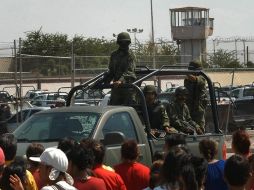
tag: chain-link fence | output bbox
[207,37,254,65]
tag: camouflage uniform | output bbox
[147,101,170,130]
[167,101,200,134]
[104,32,136,105]
[184,61,207,130]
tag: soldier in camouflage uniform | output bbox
[144,85,177,135]
[184,60,207,132]
[103,32,136,105]
[167,86,203,135]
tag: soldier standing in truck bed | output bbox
[184,60,208,132]
[103,32,136,105]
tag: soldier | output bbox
[167,86,203,135]
[103,32,136,105]
[143,85,177,135]
[184,60,207,132]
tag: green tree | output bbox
[207,49,242,68]
[247,61,254,68]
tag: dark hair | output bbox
[0,158,27,190]
[26,143,45,167]
[190,156,208,188]
[225,154,250,186]
[199,139,218,161]
[80,139,105,165]
[160,147,188,186]
[180,163,198,190]
[165,133,186,147]
[152,151,165,162]
[149,160,164,189]
[0,133,17,161]
[232,130,250,155]
[57,137,78,159]
[68,143,94,170]
[26,143,44,158]
[121,140,139,160]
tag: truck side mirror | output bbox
[103,132,125,146]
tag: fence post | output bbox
[37,79,41,90]
[71,41,75,88]
[19,38,23,122]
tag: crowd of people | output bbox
[0,129,251,190]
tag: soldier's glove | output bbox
[196,128,204,135]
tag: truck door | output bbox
[101,111,150,167]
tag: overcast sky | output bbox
[1,0,254,43]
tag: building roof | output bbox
[170,7,209,12]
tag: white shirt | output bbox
[41,181,77,190]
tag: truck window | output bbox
[231,89,240,98]
[243,88,254,97]
[102,112,138,141]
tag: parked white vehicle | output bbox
[230,87,254,100]
[30,92,68,107]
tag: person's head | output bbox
[224,154,250,188]
[57,137,77,156]
[152,151,165,162]
[232,130,251,157]
[0,133,17,162]
[160,147,189,187]
[189,156,208,190]
[80,139,105,165]
[0,157,27,190]
[174,86,188,104]
[30,147,73,186]
[68,143,94,176]
[121,140,139,161]
[164,133,186,154]
[143,85,157,105]
[199,139,218,162]
[188,60,202,71]
[55,98,65,107]
[26,143,45,168]
[117,32,131,50]
[149,160,164,189]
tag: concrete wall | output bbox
[206,70,254,86]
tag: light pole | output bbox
[127,28,143,53]
[150,0,156,69]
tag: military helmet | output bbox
[175,86,188,96]
[117,32,131,43]
[143,85,157,95]
[188,60,202,70]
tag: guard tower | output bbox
[170,7,214,64]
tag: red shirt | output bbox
[74,176,107,190]
[93,164,127,190]
[114,162,150,190]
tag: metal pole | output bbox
[225,69,235,136]
[13,40,19,120]
[235,39,238,60]
[150,0,156,69]
[243,40,246,65]
[71,41,75,88]
[19,38,23,122]
[14,40,18,98]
